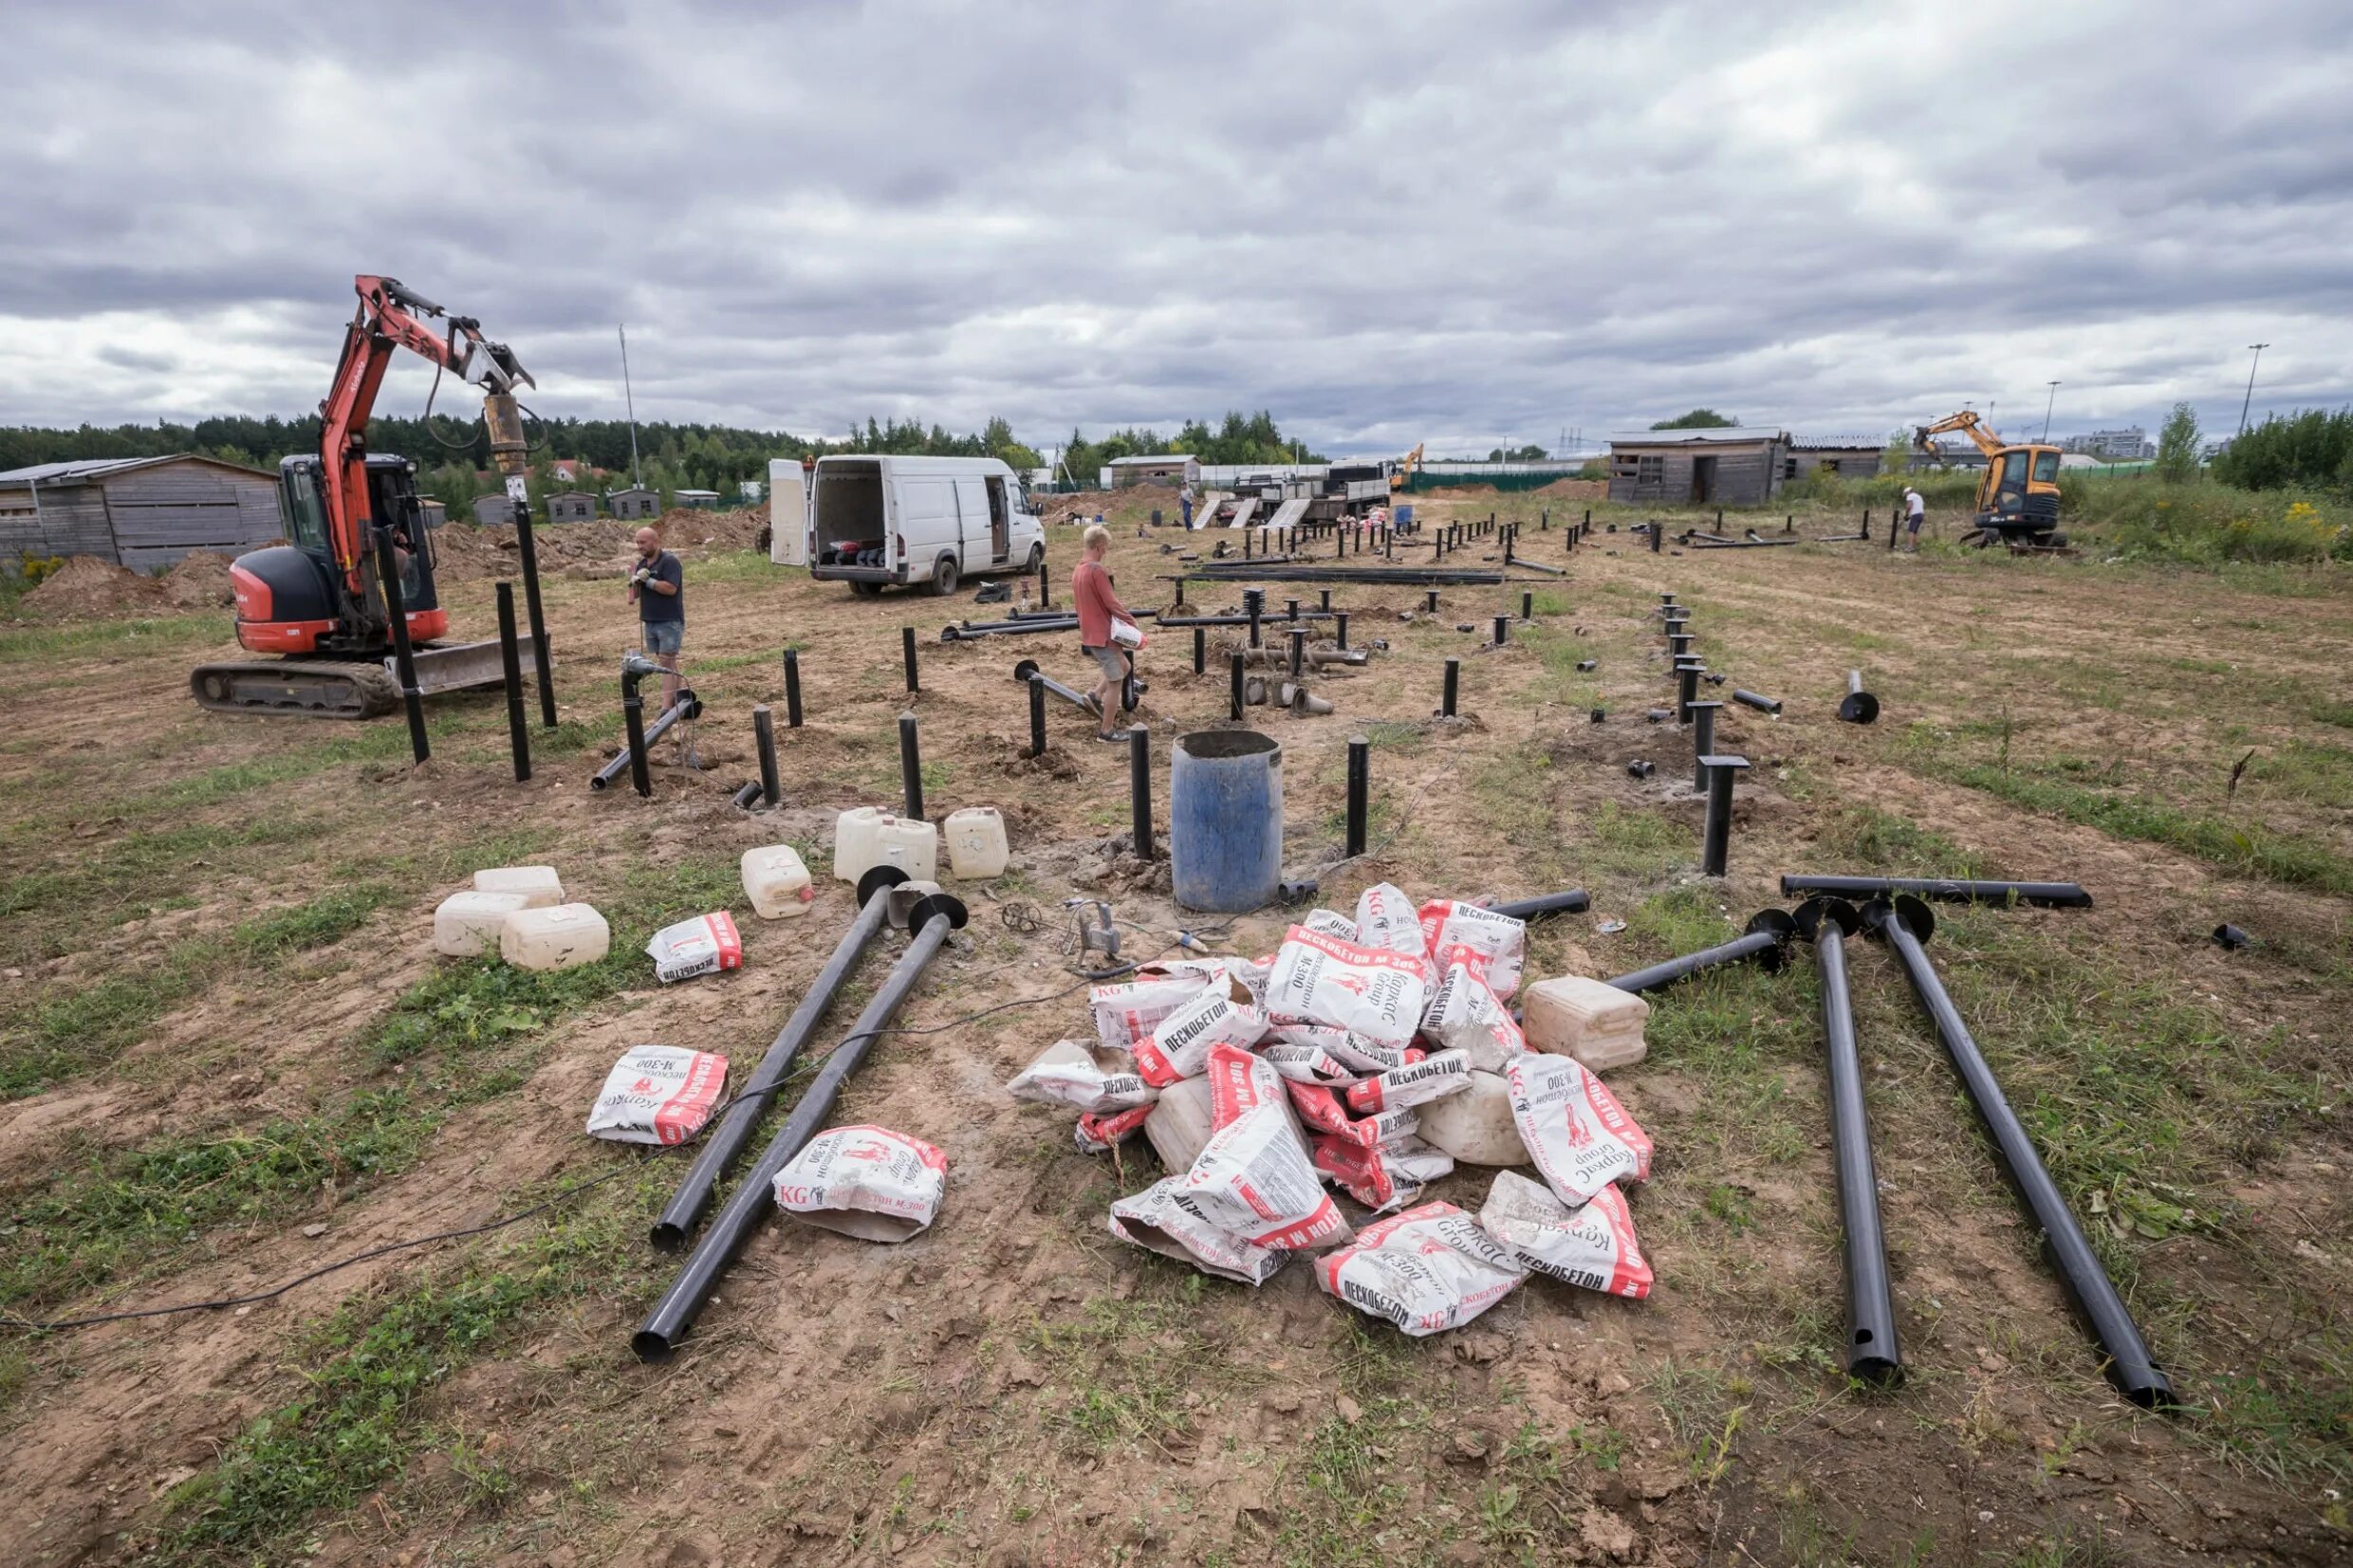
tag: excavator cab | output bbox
[1979,446,2064,540]
[230,455,447,657]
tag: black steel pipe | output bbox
[1027,673,1047,755]
[1335,611,1348,650]
[1153,611,1335,629]
[898,711,925,820]
[1521,591,1532,620]
[1796,896,1902,1383]
[1688,700,1722,791]
[1344,734,1369,857]
[373,525,430,764]
[1129,728,1154,859]
[731,780,763,810]
[1193,626,1206,674]
[1440,657,1459,717]
[495,581,529,783]
[784,648,804,727]
[594,676,702,793]
[1780,875,2092,909]
[1839,670,1880,724]
[1488,888,1592,922]
[1010,657,1091,711]
[1677,663,1700,723]
[1700,754,1747,876]
[753,705,780,806]
[1246,588,1263,648]
[1492,615,1509,646]
[1288,627,1306,679]
[902,626,920,692]
[1605,909,1795,993]
[510,496,558,728]
[1037,552,1051,607]
[939,617,1080,641]
[1732,688,1783,715]
[1650,517,1662,552]
[1863,897,2174,1407]
[635,890,967,1359]
[1426,588,1439,613]
[1229,651,1245,721]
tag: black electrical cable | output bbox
[1,933,1220,1337]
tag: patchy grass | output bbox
[0,613,232,663]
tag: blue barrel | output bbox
[1171,730,1283,912]
[1396,504,1415,526]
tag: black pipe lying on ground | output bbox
[1010,657,1091,711]
[1797,896,1903,1383]
[1780,875,2092,909]
[1862,896,2174,1408]
[635,888,968,1362]
[1605,909,1795,993]
[1742,530,1803,545]
[1690,537,1802,549]
[939,617,1080,641]
[650,866,907,1249]
[1839,670,1880,724]
[1154,611,1336,629]
[1488,888,1592,921]
[1176,566,1506,586]
[1732,688,1783,714]
[592,665,701,793]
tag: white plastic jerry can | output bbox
[873,817,939,882]
[435,889,531,957]
[473,865,565,907]
[832,807,893,883]
[501,903,611,971]
[741,844,816,919]
[942,806,1009,879]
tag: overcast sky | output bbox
[5,0,2348,457]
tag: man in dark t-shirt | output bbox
[629,526,685,710]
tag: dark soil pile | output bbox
[161,550,236,608]
[21,556,173,620]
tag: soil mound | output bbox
[21,556,172,620]
[162,550,236,608]
[429,507,769,582]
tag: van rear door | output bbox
[954,476,991,565]
[767,458,808,565]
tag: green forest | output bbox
[0,407,1327,513]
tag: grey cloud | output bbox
[1,0,2349,453]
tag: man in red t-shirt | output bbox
[1071,525,1139,741]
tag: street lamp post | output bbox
[2239,343,2270,434]
[2041,381,2061,444]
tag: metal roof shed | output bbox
[0,454,280,570]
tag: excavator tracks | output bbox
[190,660,400,719]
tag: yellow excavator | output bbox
[1914,411,2065,544]
[1389,443,1424,492]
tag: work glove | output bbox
[631,566,653,587]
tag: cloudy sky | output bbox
[5,0,2348,457]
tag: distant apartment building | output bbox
[2062,427,2153,459]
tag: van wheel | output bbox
[849,581,882,598]
[926,557,959,597]
[1027,544,1045,573]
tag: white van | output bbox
[772,455,1045,597]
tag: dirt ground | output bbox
[1,496,2346,1566]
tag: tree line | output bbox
[1057,411,1325,484]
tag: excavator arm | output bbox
[320,275,534,594]
[1915,410,2006,460]
[1389,442,1424,491]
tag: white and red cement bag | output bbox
[1007,1040,1158,1114]
[1286,1080,1417,1150]
[1074,1103,1154,1153]
[1107,1176,1288,1284]
[1254,1041,1357,1085]
[1269,1021,1406,1076]
[1421,959,1528,1071]
[643,912,743,984]
[1315,1201,1529,1336]
[1476,1170,1655,1299]
[1344,1047,1473,1115]
[1353,882,1429,967]
[585,1044,730,1146]
[1416,900,1528,998]
[1265,926,1432,1047]
[1313,1132,1456,1213]
[771,1125,947,1242]
[1134,985,1266,1086]
[1176,1044,1351,1250]
[1087,967,1214,1052]
[1300,908,1360,942]
[1504,1051,1655,1206]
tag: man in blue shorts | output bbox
[629,525,685,710]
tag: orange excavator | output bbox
[191,276,538,717]
[1388,442,1424,493]
[1914,410,2065,545]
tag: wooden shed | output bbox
[1606,430,1788,507]
[418,499,449,529]
[1107,454,1202,489]
[547,490,598,524]
[1784,440,1884,482]
[610,487,661,521]
[0,455,281,572]
[472,493,517,526]
[674,489,721,510]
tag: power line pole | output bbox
[2239,342,2270,434]
[2042,381,2061,443]
[618,324,642,489]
